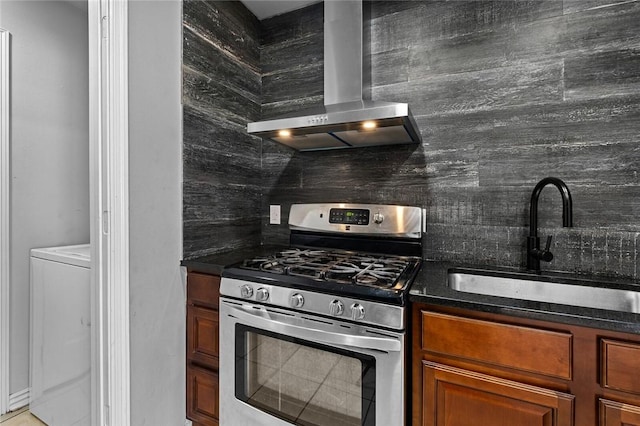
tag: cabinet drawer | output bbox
[187,305,219,368]
[602,339,640,394]
[599,399,640,426]
[187,272,220,308]
[187,364,219,426]
[421,311,572,380]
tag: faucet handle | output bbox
[540,235,554,262]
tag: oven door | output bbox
[219,298,405,426]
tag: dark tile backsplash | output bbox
[182,0,262,257]
[184,1,640,279]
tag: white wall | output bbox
[0,0,89,394]
[128,1,185,424]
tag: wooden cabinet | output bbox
[187,305,220,368]
[599,339,640,426]
[601,339,640,395]
[186,272,221,426]
[423,362,573,426]
[412,303,640,426]
[599,399,640,426]
[187,365,220,425]
[421,311,572,380]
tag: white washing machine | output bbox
[30,244,91,426]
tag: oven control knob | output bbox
[256,287,269,302]
[373,212,384,224]
[290,293,304,308]
[240,284,253,299]
[329,300,344,316]
[350,303,365,321]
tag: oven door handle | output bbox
[226,304,402,352]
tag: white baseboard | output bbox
[8,388,29,412]
[184,419,193,426]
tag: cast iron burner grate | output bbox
[239,248,411,289]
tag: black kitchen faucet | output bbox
[527,177,573,273]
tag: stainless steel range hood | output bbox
[247,1,422,151]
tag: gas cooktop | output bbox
[238,248,415,289]
[223,247,422,305]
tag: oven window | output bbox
[235,325,375,426]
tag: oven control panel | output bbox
[329,208,370,225]
[289,203,423,238]
[220,277,405,330]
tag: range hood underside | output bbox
[248,100,421,151]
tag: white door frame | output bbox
[89,0,131,425]
[0,26,11,417]
[0,1,130,422]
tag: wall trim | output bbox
[0,27,11,417]
[7,388,28,412]
[89,1,130,425]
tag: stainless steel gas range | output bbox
[219,203,424,426]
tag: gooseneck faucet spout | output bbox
[527,177,573,272]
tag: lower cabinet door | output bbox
[187,364,219,426]
[187,305,220,368]
[600,399,640,426]
[422,361,574,426]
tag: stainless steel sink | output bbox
[448,269,640,313]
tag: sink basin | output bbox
[448,269,640,313]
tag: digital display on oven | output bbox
[329,208,370,225]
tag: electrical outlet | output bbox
[270,205,281,225]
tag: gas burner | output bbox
[259,261,286,274]
[355,274,380,285]
[354,267,402,288]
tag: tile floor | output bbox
[0,410,46,426]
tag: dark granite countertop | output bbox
[180,245,288,275]
[410,261,640,334]
[182,248,640,335]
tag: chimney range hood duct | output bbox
[247,1,421,151]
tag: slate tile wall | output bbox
[261,0,640,279]
[260,2,325,118]
[183,0,263,257]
